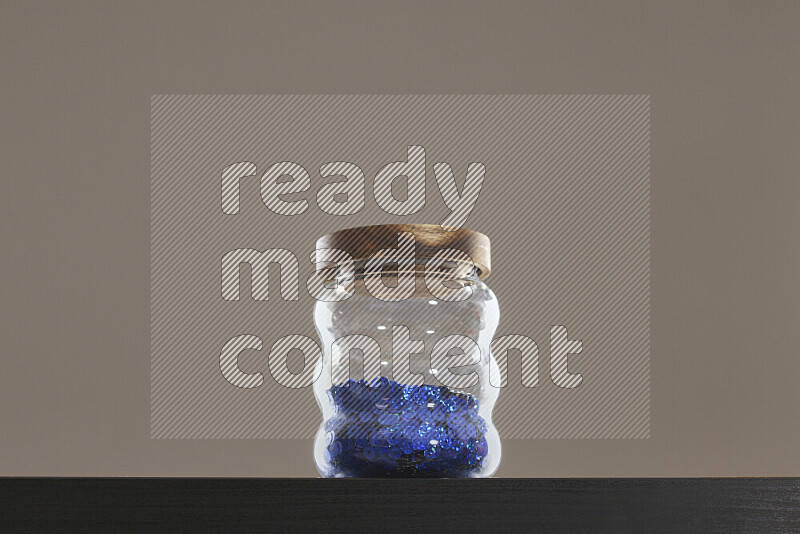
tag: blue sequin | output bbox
[463,424,477,439]
[388,397,405,412]
[369,432,388,448]
[363,446,378,461]
[358,410,374,423]
[415,404,432,420]
[327,440,342,456]
[401,422,419,440]
[447,412,466,430]
[387,431,403,448]
[430,406,446,422]
[477,418,487,434]
[378,412,400,426]
[323,379,490,477]
[476,437,488,457]
[424,445,440,459]
[412,436,428,450]
[419,385,438,399]
[400,403,417,421]
[440,397,457,413]
[412,389,428,405]
[418,421,434,436]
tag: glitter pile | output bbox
[323,378,489,477]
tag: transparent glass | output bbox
[312,266,501,478]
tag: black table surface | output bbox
[2,478,799,532]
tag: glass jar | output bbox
[311,224,500,477]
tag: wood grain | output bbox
[2,478,799,532]
[316,224,492,279]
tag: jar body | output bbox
[312,272,501,478]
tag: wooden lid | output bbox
[315,224,491,279]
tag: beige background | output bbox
[150,95,651,441]
[1,1,798,476]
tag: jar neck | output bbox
[344,258,481,281]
